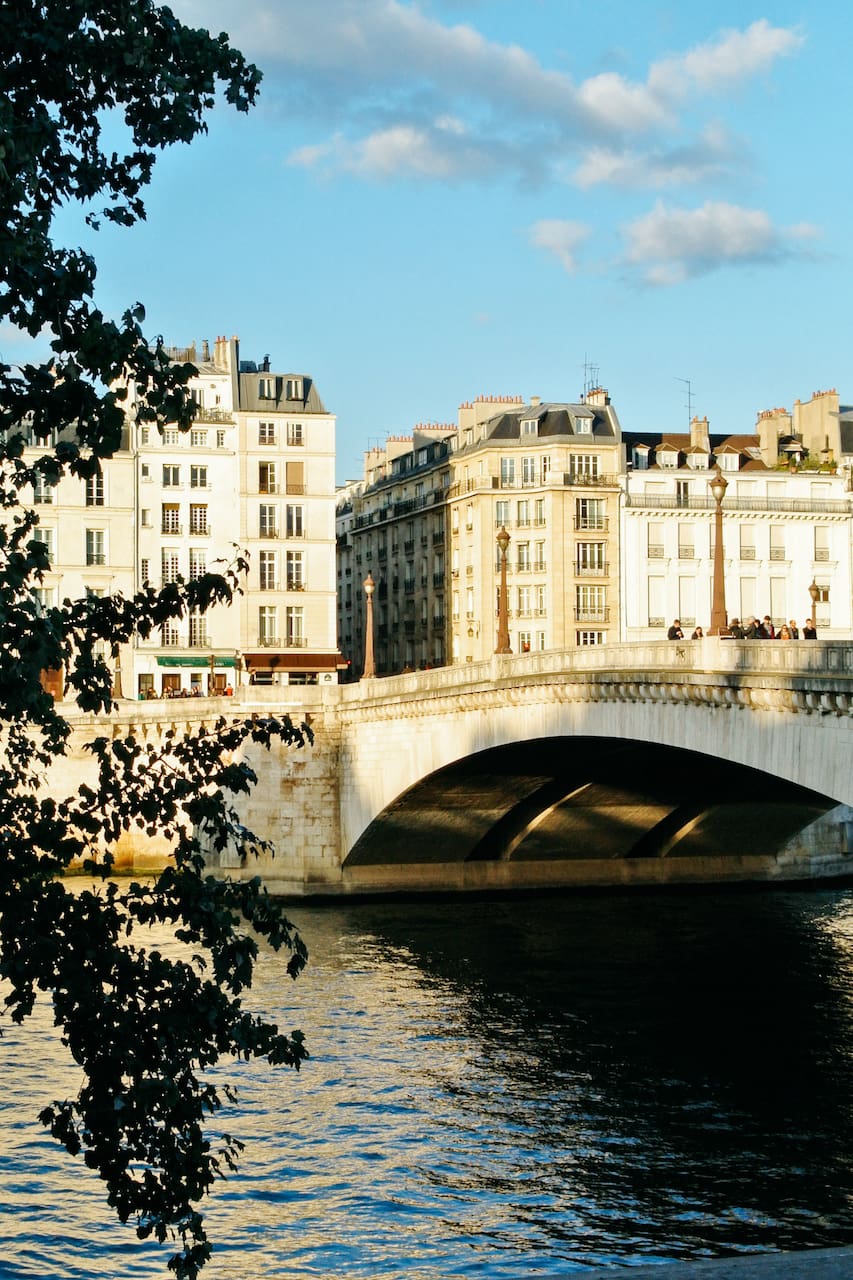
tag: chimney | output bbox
[690,414,710,451]
[530,395,541,407]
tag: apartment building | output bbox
[336,389,625,674]
[621,414,853,638]
[22,334,342,698]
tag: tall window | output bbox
[495,500,509,527]
[576,584,606,621]
[286,550,304,590]
[569,454,600,479]
[534,584,546,616]
[31,526,54,560]
[162,464,180,487]
[33,474,54,504]
[86,474,104,506]
[188,549,206,581]
[189,504,208,535]
[814,526,830,561]
[500,457,515,487]
[575,498,604,530]
[286,505,304,537]
[85,529,105,566]
[286,421,304,446]
[259,461,278,494]
[576,542,605,572]
[140,557,150,584]
[161,550,180,584]
[517,500,530,527]
[285,605,304,646]
[161,622,180,647]
[188,609,207,647]
[534,497,546,526]
[163,428,180,445]
[521,456,536,486]
[161,504,181,534]
[259,550,277,590]
[259,420,276,445]
[190,465,208,489]
[259,504,278,538]
[517,542,531,571]
[286,460,305,494]
[258,605,278,645]
[517,585,531,616]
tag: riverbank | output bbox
[566,1245,853,1279]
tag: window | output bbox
[258,376,276,400]
[517,630,532,653]
[517,586,531,616]
[190,465,208,489]
[31,526,54,560]
[259,421,276,445]
[534,541,546,572]
[814,526,830,562]
[517,500,530,528]
[258,605,278,645]
[189,549,206,581]
[534,498,545,526]
[161,550,180,584]
[658,449,678,469]
[33,474,54,504]
[576,542,605,573]
[285,377,303,401]
[86,474,104,506]
[648,576,665,628]
[190,429,208,448]
[677,523,694,560]
[465,503,473,530]
[466,587,474,619]
[569,454,600,479]
[534,584,546,616]
[287,421,304,446]
[770,525,786,562]
[286,460,305,494]
[575,498,605,531]
[520,419,538,436]
[259,550,277,590]
[495,500,509,527]
[676,480,689,507]
[576,584,606,621]
[517,542,531,571]
[140,427,150,445]
[452,591,460,622]
[158,504,178,532]
[188,610,207,647]
[163,428,180,445]
[161,623,180,647]
[500,457,515,487]
[541,456,551,483]
[85,529,105,566]
[285,605,304,646]
[162,464,180,487]
[33,586,54,610]
[259,461,278,493]
[140,557,151,584]
[189,504,208,535]
[740,525,755,560]
[286,505,304,538]
[286,550,304,590]
[216,430,226,449]
[575,417,592,435]
[141,463,150,480]
[521,456,536,486]
[259,504,278,538]
[576,631,605,645]
[141,508,152,528]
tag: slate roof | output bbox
[471,401,619,446]
[237,373,327,415]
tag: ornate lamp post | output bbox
[808,579,820,633]
[708,465,729,636]
[362,572,376,678]
[495,526,512,654]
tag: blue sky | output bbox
[10,1,853,482]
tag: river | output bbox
[3,887,853,1278]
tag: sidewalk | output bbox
[557,1246,853,1279]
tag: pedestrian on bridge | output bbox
[667,620,684,640]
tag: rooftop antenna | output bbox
[582,355,599,402]
[675,377,694,428]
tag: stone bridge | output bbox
[59,637,853,896]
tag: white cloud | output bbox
[174,3,802,188]
[572,124,741,190]
[623,200,818,284]
[528,219,590,273]
[649,19,803,97]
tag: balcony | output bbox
[286,580,305,592]
[259,528,279,540]
[575,561,608,576]
[161,523,182,536]
[403,540,415,555]
[403,620,416,636]
[285,636,308,648]
[432,530,445,546]
[770,548,786,561]
[194,408,234,424]
[574,607,610,623]
[677,547,694,560]
[433,572,444,588]
[647,545,665,559]
[740,547,756,560]
[258,636,281,647]
[575,518,609,532]
[286,483,306,495]
[432,615,445,631]
[404,579,416,594]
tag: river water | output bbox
[3,887,853,1278]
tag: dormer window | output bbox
[520,419,538,436]
[718,452,740,472]
[687,452,709,470]
[575,419,592,434]
[657,450,678,468]
[633,447,649,470]
[258,376,276,400]
[285,377,303,401]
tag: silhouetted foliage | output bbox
[0,4,309,1275]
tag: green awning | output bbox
[156,656,237,668]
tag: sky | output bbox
[8,1,853,482]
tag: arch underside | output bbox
[344,737,834,870]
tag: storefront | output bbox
[138,655,239,699]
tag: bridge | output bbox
[61,638,853,895]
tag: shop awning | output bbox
[156,656,238,668]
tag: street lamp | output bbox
[708,465,728,636]
[808,579,821,634]
[495,526,512,654]
[362,572,376,678]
